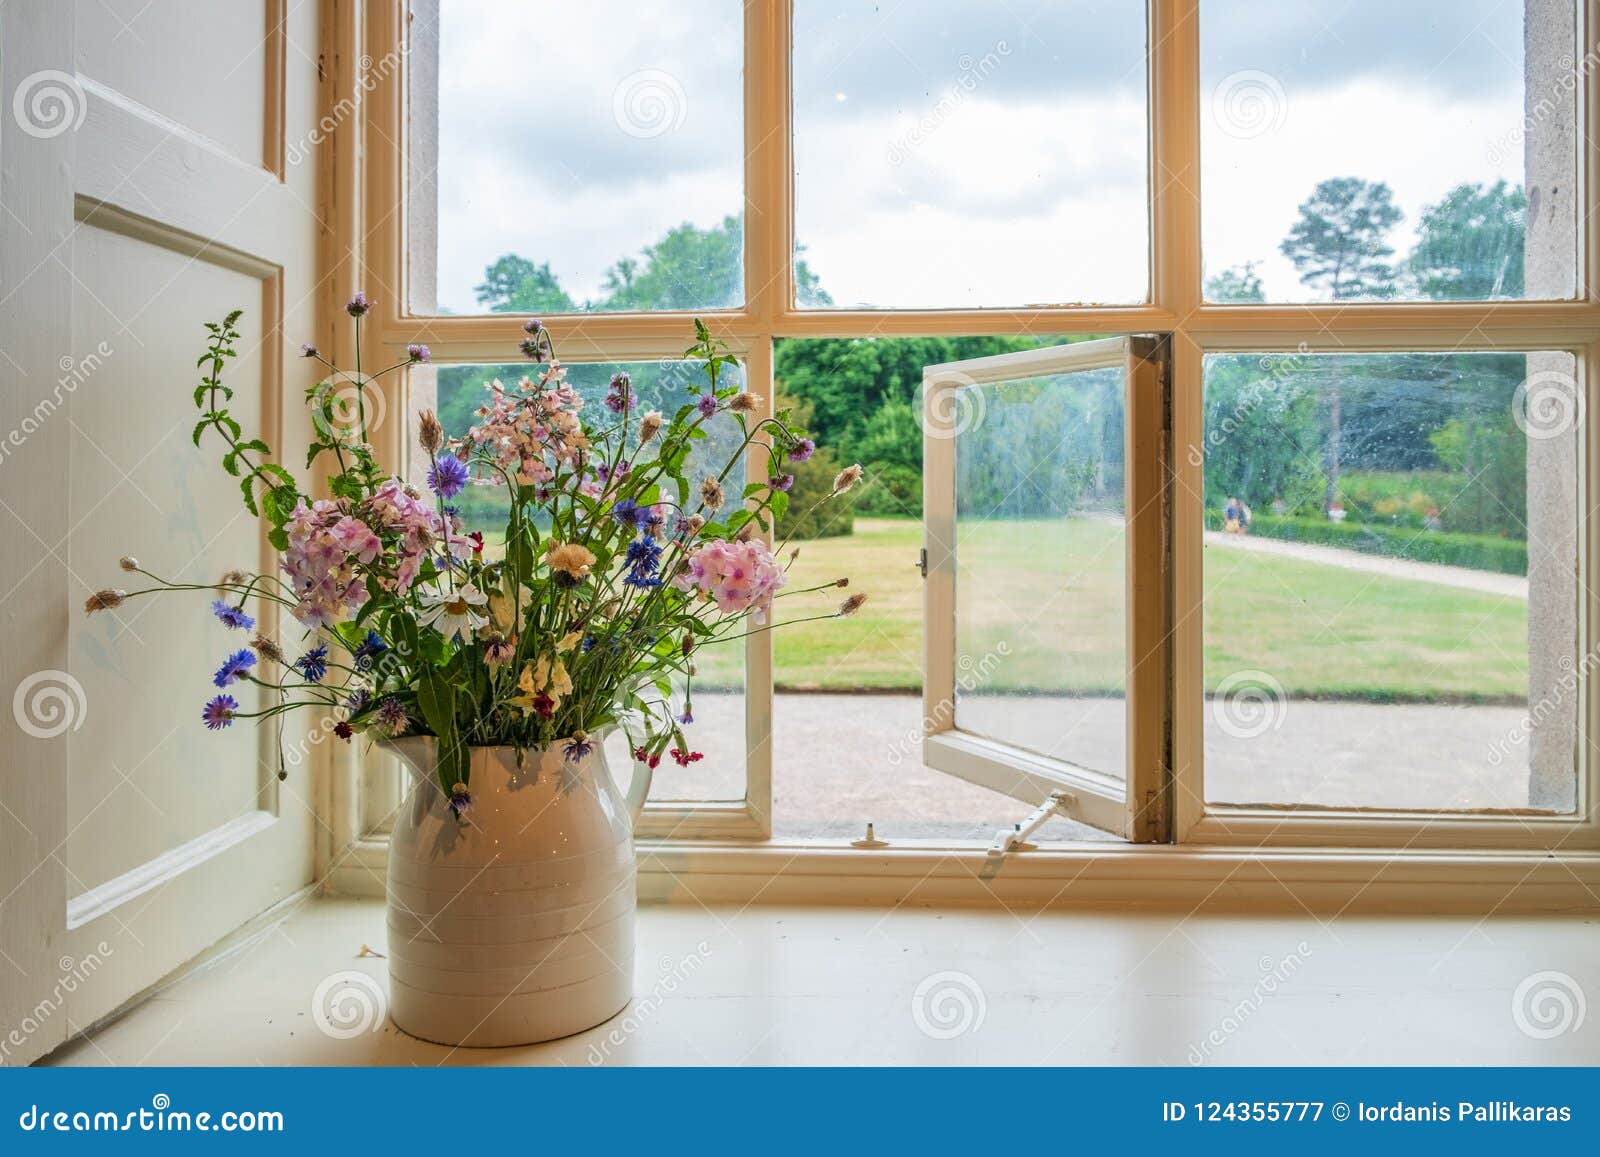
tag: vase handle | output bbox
[625,754,654,826]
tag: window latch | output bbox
[986,791,1074,859]
[916,547,928,578]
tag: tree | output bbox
[474,254,575,314]
[1410,180,1526,300]
[1280,178,1404,300]
[1281,178,1403,509]
[599,216,835,312]
[1205,261,1265,303]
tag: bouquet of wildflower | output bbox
[87,297,864,806]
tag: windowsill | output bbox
[327,833,1600,915]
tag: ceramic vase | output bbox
[382,736,651,1047]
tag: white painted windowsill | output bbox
[324,835,1600,915]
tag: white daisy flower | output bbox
[418,583,489,640]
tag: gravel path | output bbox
[1204,530,1528,599]
[618,692,1534,842]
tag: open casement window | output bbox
[922,337,1171,842]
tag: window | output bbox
[1200,0,1578,302]
[410,356,751,807]
[792,0,1150,308]
[412,0,745,315]
[1201,350,1579,813]
[372,0,1596,854]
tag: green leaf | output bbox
[239,475,259,515]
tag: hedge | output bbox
[1205,511,1527,575]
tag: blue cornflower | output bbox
[211,599,255,630]
[563,732,596,764]
[212,648,257,688]
[202,694,238,730]
[623,536,664,589]
[346,688,371,712]
[428,454,469,499]
[580,635,597,653]
[612,497,641,527]
[352,630,388,671]
[294,645,329,683]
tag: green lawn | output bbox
[767,516,1528,701]
[487,515,1528,700]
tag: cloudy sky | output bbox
[427,0,1541,313]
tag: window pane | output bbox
[770,335,1107,841]
[1200,351,1579,812]
[792,1,1149,309]
[1201,1,1578,302]
[412,0,744,315]
[955,366,1126,778]
[411,358,748,804]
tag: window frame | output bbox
[350,0,1600,853]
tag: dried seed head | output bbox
[251,633,285,665]
[727,391,763,413]
[699,476,725,511]
[638,411,663,443]
[118,555,140,572]
[84,589,126,614]
[417,409,445,455]
[832,463,865,495]
[838,593,868,617]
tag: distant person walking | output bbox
[1223,496,1252,535]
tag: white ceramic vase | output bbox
[382,735,652,1047]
